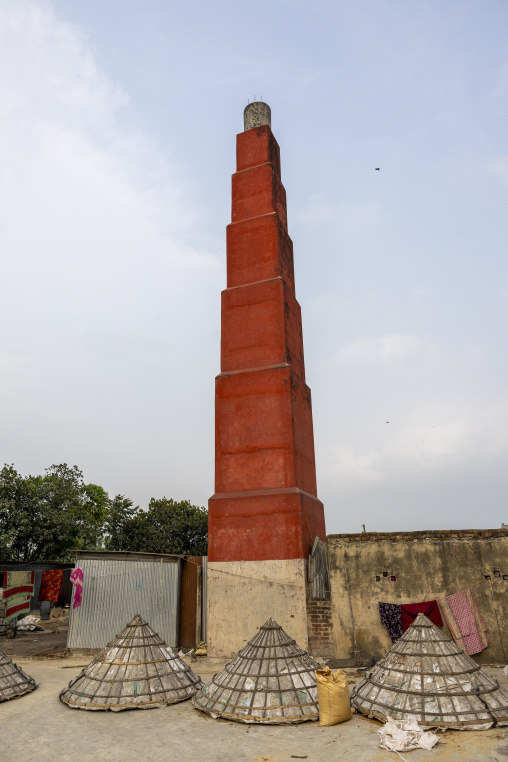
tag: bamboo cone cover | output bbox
[351,613,508,729]
[0,649,37,702]
[59,614,203,711]
[192,618,321,723]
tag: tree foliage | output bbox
[0,463,208,561]
[103,495,138,552]
[105,497,208,556]
[0,463,108,562]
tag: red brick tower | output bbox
[207,103,326,656]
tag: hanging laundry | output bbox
[3,571,35,622]
[3,571,35,600]
[4,595,31,622]
[379,602,403,643]
[39,570,63,603]
[401,600,443,632]
[438,588,488,656]
[69,568,83,609]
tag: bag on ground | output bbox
[316,666,352,726]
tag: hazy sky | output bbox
[1,0,507,533]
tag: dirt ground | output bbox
[1,608,71,659]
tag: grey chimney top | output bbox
[244,101,271,131]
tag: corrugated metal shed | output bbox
[67,551,181,649]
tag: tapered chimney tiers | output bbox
[208,104,326,564]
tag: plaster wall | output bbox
[328,530,508,665]
[207,558,308,657]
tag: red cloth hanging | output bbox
[401,600,443,632]
[39,570,63,603]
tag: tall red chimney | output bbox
[207,103,326,656]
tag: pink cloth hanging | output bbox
[69,568,84,610]
[438,589,488,655]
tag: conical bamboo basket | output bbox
[351,613,508,729]
[60,614,202,711]
[193,618,321,724]
[0,650,37,701]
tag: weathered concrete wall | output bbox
[207,559,308,658]
[328,529,508,665]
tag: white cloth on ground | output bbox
[378,716,440,753]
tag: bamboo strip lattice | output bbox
[351,613,508,730]
[193,617,321,724]
[0,650,37,702]
[60,614,202,711]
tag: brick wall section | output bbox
[307,599,334,658]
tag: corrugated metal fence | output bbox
[68,555,181,649]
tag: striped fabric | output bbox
[3,571,35,622]
[5,596,31,622]
[3,571,35,599]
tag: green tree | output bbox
[104,495,138,551]
[0,463,109,562]
[110,498,208,556]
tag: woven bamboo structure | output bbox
[193,617,321,724]
[0,649,37,702]
[351,613,508,729]
[59,614,202,711]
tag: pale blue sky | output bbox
[1,0,507,532]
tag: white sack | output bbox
[16,615,40,631]
[378,716,440,752]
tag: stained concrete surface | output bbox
[207,560,309,658]
[3,657,508,762]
